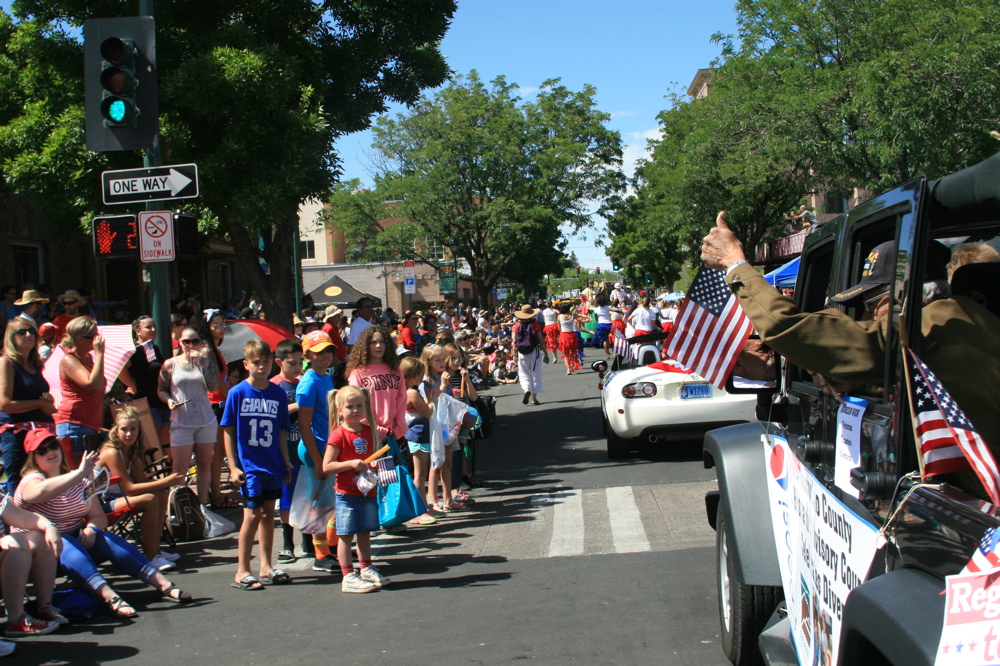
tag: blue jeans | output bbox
[59,531,158,595]
[56,422,98,459]
[0,430,28,495]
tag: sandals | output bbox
[231,575,265,591]
[211,494,242,510]
[264,569,291,585]
[409,513,437,525]
[107,595,138,618]
[161,582,193,603]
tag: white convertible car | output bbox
[600,364,760,458]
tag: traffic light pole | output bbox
[138,0,171,342]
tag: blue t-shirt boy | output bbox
[221,381,291,477]
[295,368,334,465]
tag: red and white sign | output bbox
[936,571,1000,664]
[138,211,174,262]
[403,260,416,279]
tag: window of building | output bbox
[12,243,44,287]
[414,237,445,261]
[824,191,849,215]
[299,240,315,260]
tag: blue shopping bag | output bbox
[377,435,426,528]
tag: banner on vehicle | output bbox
[935,527,1000,665]
[763,434,880,666]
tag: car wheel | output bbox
[606,427,631,459]
[601,412,608,436]
[716,503,781,666]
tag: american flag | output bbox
[961,527,1000,574]
[665,266,752,388]
[374,457,399,486]
[907,348,1000,503]
[611,328,632,362]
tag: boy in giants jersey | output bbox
[222,339,293,591]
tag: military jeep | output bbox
[703,152,1000,665]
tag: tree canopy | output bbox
[1,0,456,329]
[609,0,1000,279]
[325,71,625,304]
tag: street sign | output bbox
[102,163,199,205]
[404,277,416,294]
[496,280,518,289]
[495,288,508,300]
[138,211,174,262]
[439,261,457,295]
[403,260,415,279]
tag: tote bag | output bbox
[377,435,426,528]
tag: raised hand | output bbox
[701,210,747,271]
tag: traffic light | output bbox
[174,213,201,258]
[596,267,601,274]
[92,214,139,259]
[644,271,652,284]
[576,265,581,277]
[613,261,621,271]
[84,17,158,152]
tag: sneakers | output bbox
[359,565,391,588]
[277,549,296,564]
[34,605,69,625]
[453,492,475,505]
[409,513,437,525]
[312,555,337,573]
[425,506,446,518]
[4,613,60,637]
[383,523,408,534]
[342,572,377,593]
[150,554,176,572]
[158,549,181,562]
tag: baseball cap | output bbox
[24,427,58,453]
[830,239,951,304]
[301,330,336,354]
[38,322,57,341]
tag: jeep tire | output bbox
[716,504,781,666]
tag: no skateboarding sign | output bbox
[139,211,175,262]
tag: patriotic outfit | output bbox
[724,262,1000,499]
[558,316,581,372]
[541,307,560,352]
[592,305,612,348]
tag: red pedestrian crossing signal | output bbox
[92,214,139,259]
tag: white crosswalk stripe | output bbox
[548,489,585,557]
[605,486,651,553]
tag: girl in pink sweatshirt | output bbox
[346,325,407,441]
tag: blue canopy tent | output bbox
[764,257,800,288]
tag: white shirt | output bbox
[595,305,612,325]
[542,308,559,326]
[348,317,372,345]
[630,306,656,332]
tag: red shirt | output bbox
[52,313,84,346]
[55,352,105,431]
[321,322,348,360]
[398,326,418,351]
[326,423,375,496]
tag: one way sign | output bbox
[102,163,199,205]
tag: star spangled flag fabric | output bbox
[665,265,753,389]
[961,527,1000,574]
[907,348,1000,504]
[375,457,399,487]
[611,328,632,362]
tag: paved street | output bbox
[26,347,729,666]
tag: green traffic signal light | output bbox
[100,37,137,127]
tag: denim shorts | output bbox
[56,422,99,458]
[239,471,285,509]
[335,492,379,535]
[150,406,171,429]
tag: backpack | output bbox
[472,395,497,440]
[166,486,206,542]
[515,322,538,355]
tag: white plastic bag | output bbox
[201,504,236,538]
[429,392,468,469]
[288,471,336,534]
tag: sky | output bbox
[334,0,741,271]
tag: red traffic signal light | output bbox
[92,214,139,259]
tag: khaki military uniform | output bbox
[727,264,1000,494]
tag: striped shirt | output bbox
[13,473,88,534]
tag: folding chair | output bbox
[103,477,143,547]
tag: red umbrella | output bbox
[219,319,296,362]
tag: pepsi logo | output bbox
[769,441,788,490]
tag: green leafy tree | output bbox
[1,0,455,330]
[326,71,625,306]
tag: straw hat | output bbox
[14,290,48,306]
[57,289,86,306]
[513,304,538,320]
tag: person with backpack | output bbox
[512,305,543,405]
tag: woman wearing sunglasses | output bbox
[54,317,105,461]
[14,428,192,618]
[0,318,56,494]
[157,327,219,506]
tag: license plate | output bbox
[680,383,712,400]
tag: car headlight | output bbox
[621,382,657,398]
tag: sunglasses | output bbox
[62,300,78,306]
[14,328,35,337]
[863,288,891,315]
[181,338,202,345]
[81,334,97,340]
[210,323,225,330]
[33,440,61,455]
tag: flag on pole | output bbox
[961,527,1000,574]
[611,328,632,362]
[665,266,753,388]
[906,348,1000,504]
